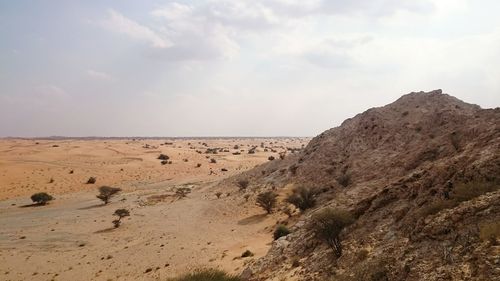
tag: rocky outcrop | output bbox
[232,90,500,281]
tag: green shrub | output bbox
[311,208,354,257]
[286,186,318,211]
[30,192,54,205]
[168,269,241,281]
[273,225,291,240]
[452,181,499,202]
[256,191,278,214]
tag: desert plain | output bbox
[0,137,309,281]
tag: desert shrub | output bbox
[256,191,278,214]
[286,186,318,211]
[112,208,130,228]
[268,156,275,161]
[418,200,457,218]
[337,173,351,187]
[158,154,170,160]
[311,208,354,257]
[289,164,298,175]
[279,152,286,160]
[87,177,97,184]
[241,250,254,258]
[243,194,250,202]
[237,180,249,190]
[274,225,291,240]
[168,269,241,281]
[479,221,500,244]
[210,158,217,164]
[161,160,169,165]
[31,192,54,205]
[215,192,223,199]
[96,186,122,204]
[452,181,499,202]
[282,205,293,217]
[196,163,202,168]
[176,187,191,198]
[49,178,54,183]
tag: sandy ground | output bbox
[0,138,308,280]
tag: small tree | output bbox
[96,186,122,204]
[112,209,130,228]
[311,208,354,257]
[274,225,291,240]
[256,191,278,214]
[286,186,318,211]
[31,192,54,205]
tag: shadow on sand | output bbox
[94,227,116,234]
[77,203,106,210]
[19,203,47,208]
[237,213,267,225]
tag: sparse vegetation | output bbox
[215,192,223,199]
[311,208,354,257]
[112,208,130,228]
[273,225,291,240]
[168,269,241,281]
[30,192,54,205]
[243,194,250,202]
[176,187,191,198]
[237,179,249,190]
[158,154,170,160]
[479,221,500,244]
[337,173,351,187]
[86,177,97,184]
[210,158,217,164]
[451,181,499,202]
[256,191,278,214]
[96,186,122,204]
[286,186,318,211]
[268,156,275,161]
[241,250,254,258]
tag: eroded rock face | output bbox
[236,90,500,281]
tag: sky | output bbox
[0,0,499,137]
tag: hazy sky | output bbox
[1,0,499,137]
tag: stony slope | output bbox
[225,90,500,281]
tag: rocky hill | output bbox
[225,90,500,281]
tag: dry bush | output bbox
[311,208,354,257]
[176,187,191,198]
[452,181,499,202]
[96,186,122,204]
[168,269,241,281]
[237,179,249,190]
[87,177,97,184]
[418,200,457,218]
[30,192,54,205]
[268,156,275,161]
[210,158,217,164]
[215,192,223,199]
[337,173,351,187]
[274,225,291,240]
[243,194,251,202]
[256,191,278,214]
[479,221,500,244]
[158,154,170,160]
[286,186,318,211]
[241,250,254,258]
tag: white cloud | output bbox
[102,9,171,48]
[86,69,112,81]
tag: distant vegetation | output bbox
[168,269,241,281]
[30,192,53,205]
[112,208,130,228]
[96,186,121,204]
